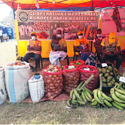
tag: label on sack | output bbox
[119,77,125,83]
[102,63,108,67]
[84,68,90,71]
[68,66,75,69]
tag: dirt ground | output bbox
[0,41,125,124]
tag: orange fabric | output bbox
[27,39,41,55]
[74,38,88,46]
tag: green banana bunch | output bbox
[110,82,125,110]
[91,74,113,108]
[66,75,94,108]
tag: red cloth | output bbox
[23,93,70,104]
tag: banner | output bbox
[101,8,125,36]
[17,10,100,40]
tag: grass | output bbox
[1,101,125,124]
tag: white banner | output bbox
[101,8,125,36]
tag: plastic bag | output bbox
[28,75,45,103]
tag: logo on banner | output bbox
[19,11,28,22]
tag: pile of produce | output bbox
[42,65,63,99]
[58,66,64,70]
[9,61,26,66]
[97,65,117,86]
[91,75,113,108]
[44,64,59,73]
[70,60,85,68]
[63,65,80,94]
[79,65,99,91]
[110,82,125,110]
[67,75,94,108]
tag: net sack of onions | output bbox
[63,65,80,94]
[42,65,63,100]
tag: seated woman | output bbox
[49,31,68,66]
[74,31,96,66]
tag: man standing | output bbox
[22,32,41,71]
[101,32,122,69]
[8,29,12,40]
[93,29,105,62]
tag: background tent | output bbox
[1,0,125,11]
[0,23,14,39]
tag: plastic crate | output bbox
[96,63,118,93]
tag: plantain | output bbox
[77,100,85,105]
[84,87,92,94]
[112,102,124,110]
[110,88,125,103]
[74,89,82,101]
[101,92,113,102]
[67,98,71,107]
[115,91,125,101]
[93,89,103,104]
[114,101,125,108]
[70,89,74,98]
[84,90,92,102]
[103,98,112,108]
[114,88,125,95]
[84,88,92,101]
[91,103,100,108]
[81,91,87,103]
[90,98,98,106]
[71,99,77,105]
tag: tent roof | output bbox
[1,0,125,11]
[0,22,12,29]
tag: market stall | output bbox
[1,0,125,111]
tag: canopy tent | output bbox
[0,23,14,39]
[1,0,125,11]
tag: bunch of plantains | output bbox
[111,82,125,110]
[91,74,113,108]
[67,74,94,108]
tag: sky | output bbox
[0,1,12,21]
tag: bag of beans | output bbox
[63,65,80,94]
[42,65,63,100]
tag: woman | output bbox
[74,31,96,66]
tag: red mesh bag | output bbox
[42,66,63,100]
[79,65,99,91]
[63,65,80,94]
[70,60,85,68]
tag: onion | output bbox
[53,75,57,77]
[49,84,54,87]
[46,79,51,83]
[49,86,55,89]
[51,89,56,92]
[48,75,52,78]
